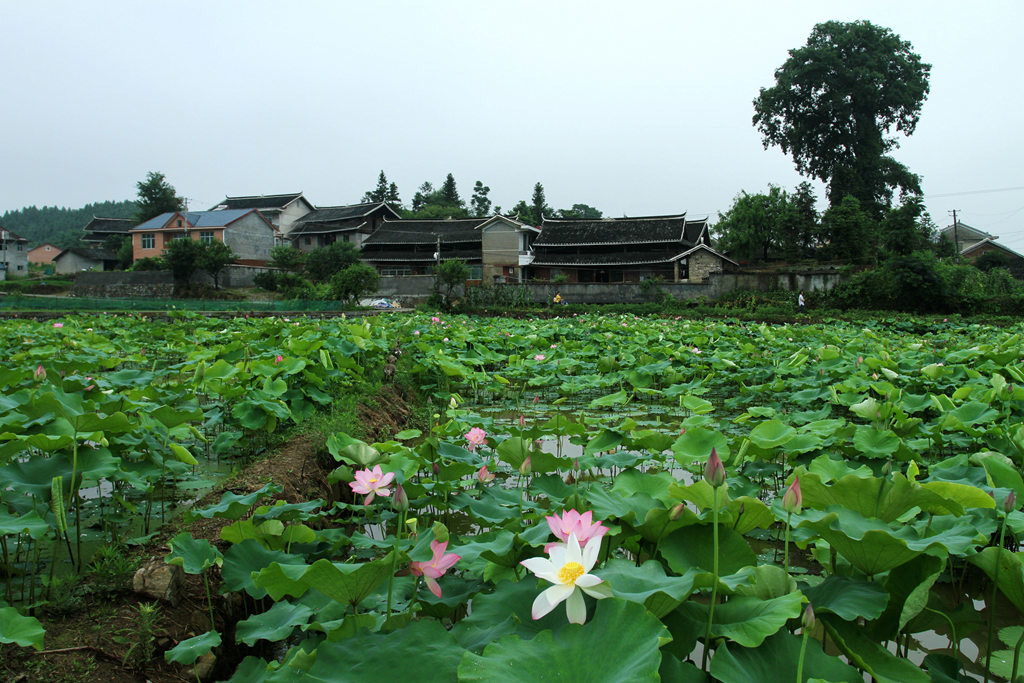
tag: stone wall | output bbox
[73,271,176,298]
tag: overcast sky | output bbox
[2,1,1022,250]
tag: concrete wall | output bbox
[73,271,176,298]
[55,252,103,275]
[224,213,275,262]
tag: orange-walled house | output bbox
[28,243,60,264]
[130,209,275,264]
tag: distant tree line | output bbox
[0,200,137,248]
[362,170,602,224]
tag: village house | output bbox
[939,223,1024,278]
[479,215,540,283]
[27,243,60,264]
[0,227,29,278]
[289,202,401,252]
[129,209,276,264]
[209,193,314,239]
[529,214,736,283]
[82,216,135,246]
[360,217,487,278]
[53,247,120,274]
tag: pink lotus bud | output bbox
[802,603,816,632]
[670,503,686,521]
[704,448,725,488]
[34,364,46,381]
[782,477,802,514]
[519,456,532,476]
[477,466,495,484]
[274,355,283,364]
[1005,491,1017,514]
[533,396,540,404]
[432,461,440,477]
[392,484,409,512]
[518,415,526,428]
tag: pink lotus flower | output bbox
[477,465,495,483]
[349,465,395,505]
[544,509,608,553]
[704,448,726,488]
[414,330,420,335]
[52,322,63,329]
[443,337,449,342]
[465,427,487,450]
[534,354,546,361]
[550,344,557,349]
[431,316,441,323]
[692,347,701,354]
[782,477,802,514]
[274,354,283,364]
[410,540,461,598]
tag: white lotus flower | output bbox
[520,532,610,624]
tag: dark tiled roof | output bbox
[363,218,487,246]
[362,249,481,263]
[531,249,686,267]
[84,217,135,233]
[289,219,366,236]
[683,218,709,244]
[0,227,28,242]
[58,248,118,261]
[535,214,689,247]
[300,202,395,223]
[210,193,304,211]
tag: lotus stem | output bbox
[1010,625,1024,683]
[385,509,406,624]
[796,629,809,683]
[702,486,720,671]
[203,572,214,630]
[985,514,1009,683]
[784,511,791,577]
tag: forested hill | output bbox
[0,200,137,248]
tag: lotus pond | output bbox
[2,312,1023,682]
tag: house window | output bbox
[176,219,183,227]
[17,265,24,270]
[16,244,23,251]
[305,237,312,246]
[199,231,214,244]
[380,267,411,277]
[141,234,155,249]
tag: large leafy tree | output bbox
[304,242,360,283]
[163,237,202,283]
[330,263,380,304]
[134,171,185,224]
[714,185,820,262]
[753,20,931,216]
[819,195,877,263]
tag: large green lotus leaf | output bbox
[671,427,730,466]
[325,432,381,467]
[801,575,889,621]
[0,509,51,540]
[451,487,537,526]
[850,396,883,421]
[919,480,996,510]
[748,420,796,449]
[165,532,223,574]
[782,432,823,454]
[612,469,676,506]
[973,452,1024,501]
[595,559,700,618]
[282,620,464,682]
[164,630,221,666]
[710,631,861,683]
[679,593,803,648]
[823,616,930,683]
[583,428,624,456]
[659,654,708,683]
[458,598,665,683]
[669,481,773,533]
[221,540,307,598]
[223,656,273,683]
[800,418,847,438]
[495,436,531,469]
[871,554,945,640]
[968,547,1024,613]
[150,404,204,429]
[452,577,568,640]
[944,401,999,429]
[236,601,315,646]
[449,530,516,577]
[731,565,796,600]
[797,472,959,522]
[298,556,395,607]
[659,524,756,578]
[0,606,45,649]
[806,455,872,482]
[852,425,901,458]
[585,485,661,528]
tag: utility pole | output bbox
[434,234,441,267]
[949,209,960,263]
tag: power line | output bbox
[924,185,1024,199]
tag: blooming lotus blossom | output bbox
[465,427,486,450]
[521,533,609,624]
[477,465,495,483]
[414,330,420,336]
[431,316,441,323]
[544,509,608,553]
[534,354,546,361]
[782,476,802,514]
[692,347,701,354]
[443,337,449,342]
[274,355,283,364]
[349,465,395,505]
[410,539,461,598]
[53,322,63,328]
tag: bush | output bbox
[253,270,279,291]
[129,257,164,271]
[330,263,380,304]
